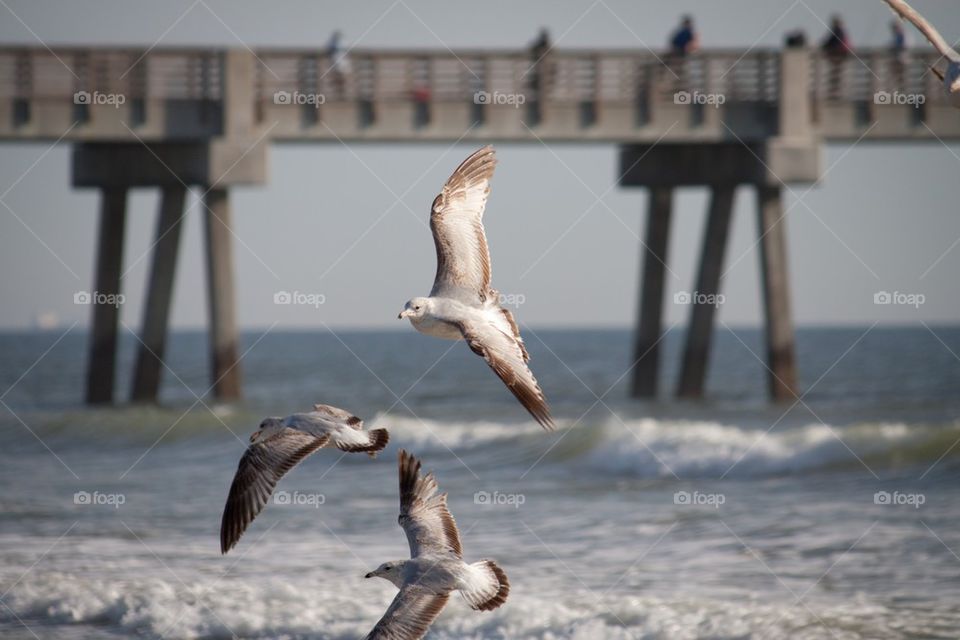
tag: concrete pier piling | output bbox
[677,186,735,399]
[631,187,673,398]
[85,188,127,404]
[131,187,186,403]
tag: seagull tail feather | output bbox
[337,428,389,457]
[462,560,510,611]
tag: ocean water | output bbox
[1,326,959,639]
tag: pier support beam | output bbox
[677,186,735,398]
[756,185,798,401]
[631,186,673,398]
[131,187,187,402]
[203,188,242,401]
[85,188,127,404]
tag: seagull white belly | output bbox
[411,315,463,340]
[404,556,462,592]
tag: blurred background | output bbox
[1,1,959,638]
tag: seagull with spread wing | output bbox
[219,403,388,553]
[398,146,554,429]
[883,0,960,107]
[363,450,509,639]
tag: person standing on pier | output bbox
[669,15,699,57]
[889,19,911,89]
[326,30,350,97]
[668,15,699,90]
[528,28,553,123]
[821,15,852,99]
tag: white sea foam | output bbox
[377,413,945,478]
[3,568,948,639]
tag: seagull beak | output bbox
[364,571,375,579]
[398,309,410,319]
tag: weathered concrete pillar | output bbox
[631,186,673,398]
[677,186,735,398]
[85,188,127,404]
[203,188,242,400]
[756,185,798,401]
[131,186,187,402]
[223,50,256,136]
[779,48,812,137]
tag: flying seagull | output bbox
[364,450,509,639]
[220,404,388,553]
[398,146,554,429]
[883,0,960,108]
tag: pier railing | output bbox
[0,46,956,142]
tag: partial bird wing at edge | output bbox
[884,0,960,62]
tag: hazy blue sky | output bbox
[1,0,959,330]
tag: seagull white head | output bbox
[365,560,406,587]
[250,417,284,443]
[398,297,430,320]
